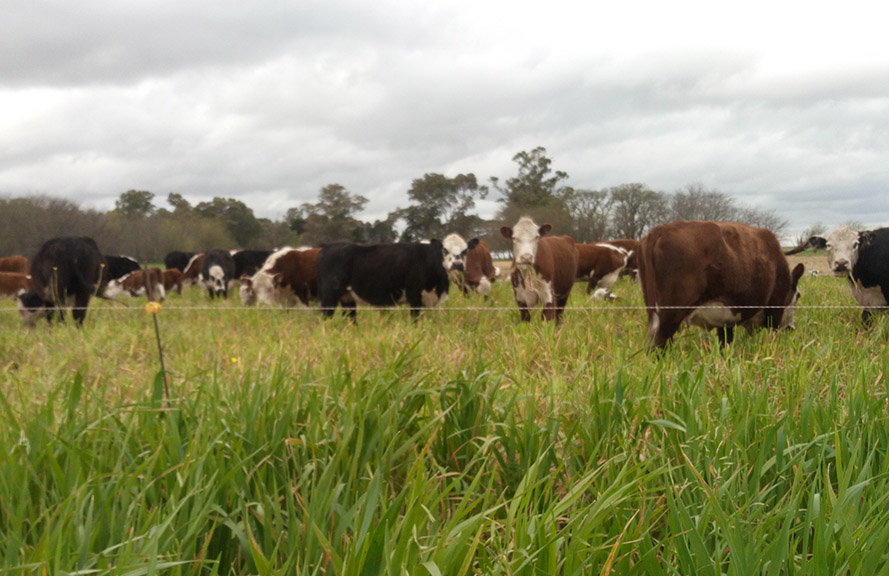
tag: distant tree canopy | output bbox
[1,147,796,261]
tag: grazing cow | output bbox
[499,217,578,323]
[316,241,450,319]
[18,236,106,326]
[201,249,236,299]
[0,255,30,275]
[162,269,183,295]
[103,255,141,282]
[602,238,641,279]
[181,253,205,287]
[639,221,805,349]
[442,234,499,298]
[809,226,889,322]
[240,247,320,307]
[232,249,273,278]
[104,268,166,302]
[0,272,31,299]
[574,243,630,300]
[164,251,197,272]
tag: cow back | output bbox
[0,255,30,275]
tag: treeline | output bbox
[1,146,788,261]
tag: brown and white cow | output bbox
[162,269,183,295]
[240,247,321,307]
[639,220,805,349]
[181,253,205,287]
[574,243,630,300]
[104,268,166,302]
[500,217,577,322]
[0,272,31,299]
[601,238,641,279]
[0,255,30,275]
[442,234,499,298]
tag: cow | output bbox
[104,268,165,302]
[574,242,630,300]
[0,255,30,275]
[316,240,450,319]
[809,226,889,322]
[638,221,805,349]
[103,255,141,282]
[441,233,499,298]
[201,249,236,299]
[0,272,31,299]
[181,253,205,287]
[499,217,578,323]
[232,249,274,279]
[601,238,641,279]
[164,251,197,272]
[162,269,183,295]
[240,247,320,307]
[18,236,106,326]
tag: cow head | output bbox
[206,264,226,295]
[825,226,870,276]
[441,234,480,272]
[500,217,552,269]
[239,275,257,306]
[17,291,52,326]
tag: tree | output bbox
[167,192,192,215]
[297,184,368,243]
[491,146,571,209]
[194,197,262,247]
[609,183,668,239]
[563,188,612,242]
[114,190,155,219]
[394,173,488,241]
[669,183,738,222]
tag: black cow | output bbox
[201,249,236,299]
[811,226,889,322]
[317,241,450,319]
[18,237,105,326]
[233,249,273,278]
[164,251,197,272]
[103,255,141,282]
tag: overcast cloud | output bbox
[2,0,887,239]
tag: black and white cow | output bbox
[814,226,889,321]
[316,240,450,319]
[103,255,141,283]
[18,236,106,326]
[201,249,236,299]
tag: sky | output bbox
[2,0,887,240]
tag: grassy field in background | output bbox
[3,251,889,575]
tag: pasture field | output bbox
[2,253,889,575]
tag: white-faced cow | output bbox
[574,243,630,300]
[499,217,578,323]
[815,226,889,322]
[0,255,30,275]
[240,247,320,307]
[104,268,166,302]
[441,233,499,298]
[201,249,236,299]
[639,221,805,349]
[164,251,197,273]
[316,241,450,319]
[18,236,106,326]
[0,272,31,299]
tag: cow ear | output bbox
[429,238,442,248]
[791,263,805,286]
[467,238,480,250]
[499,226,513,240]
[539,223,553,236]
[860,231,875,247]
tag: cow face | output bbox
[826,226,865,276]
[18,291,52,326]
[207,264,226,294]
[239,275,257,306]
[779,263,806,329]
[500,217,552,269]
[441,234,481,272]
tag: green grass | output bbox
[2,272,889,574]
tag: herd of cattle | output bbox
[2,217,888,349]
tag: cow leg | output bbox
[716,325,735,346]
[72,292,90,326]
[519,306,532,322]
[554,294,570,323]
[862,309,873,324]
[647,310,684,349]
